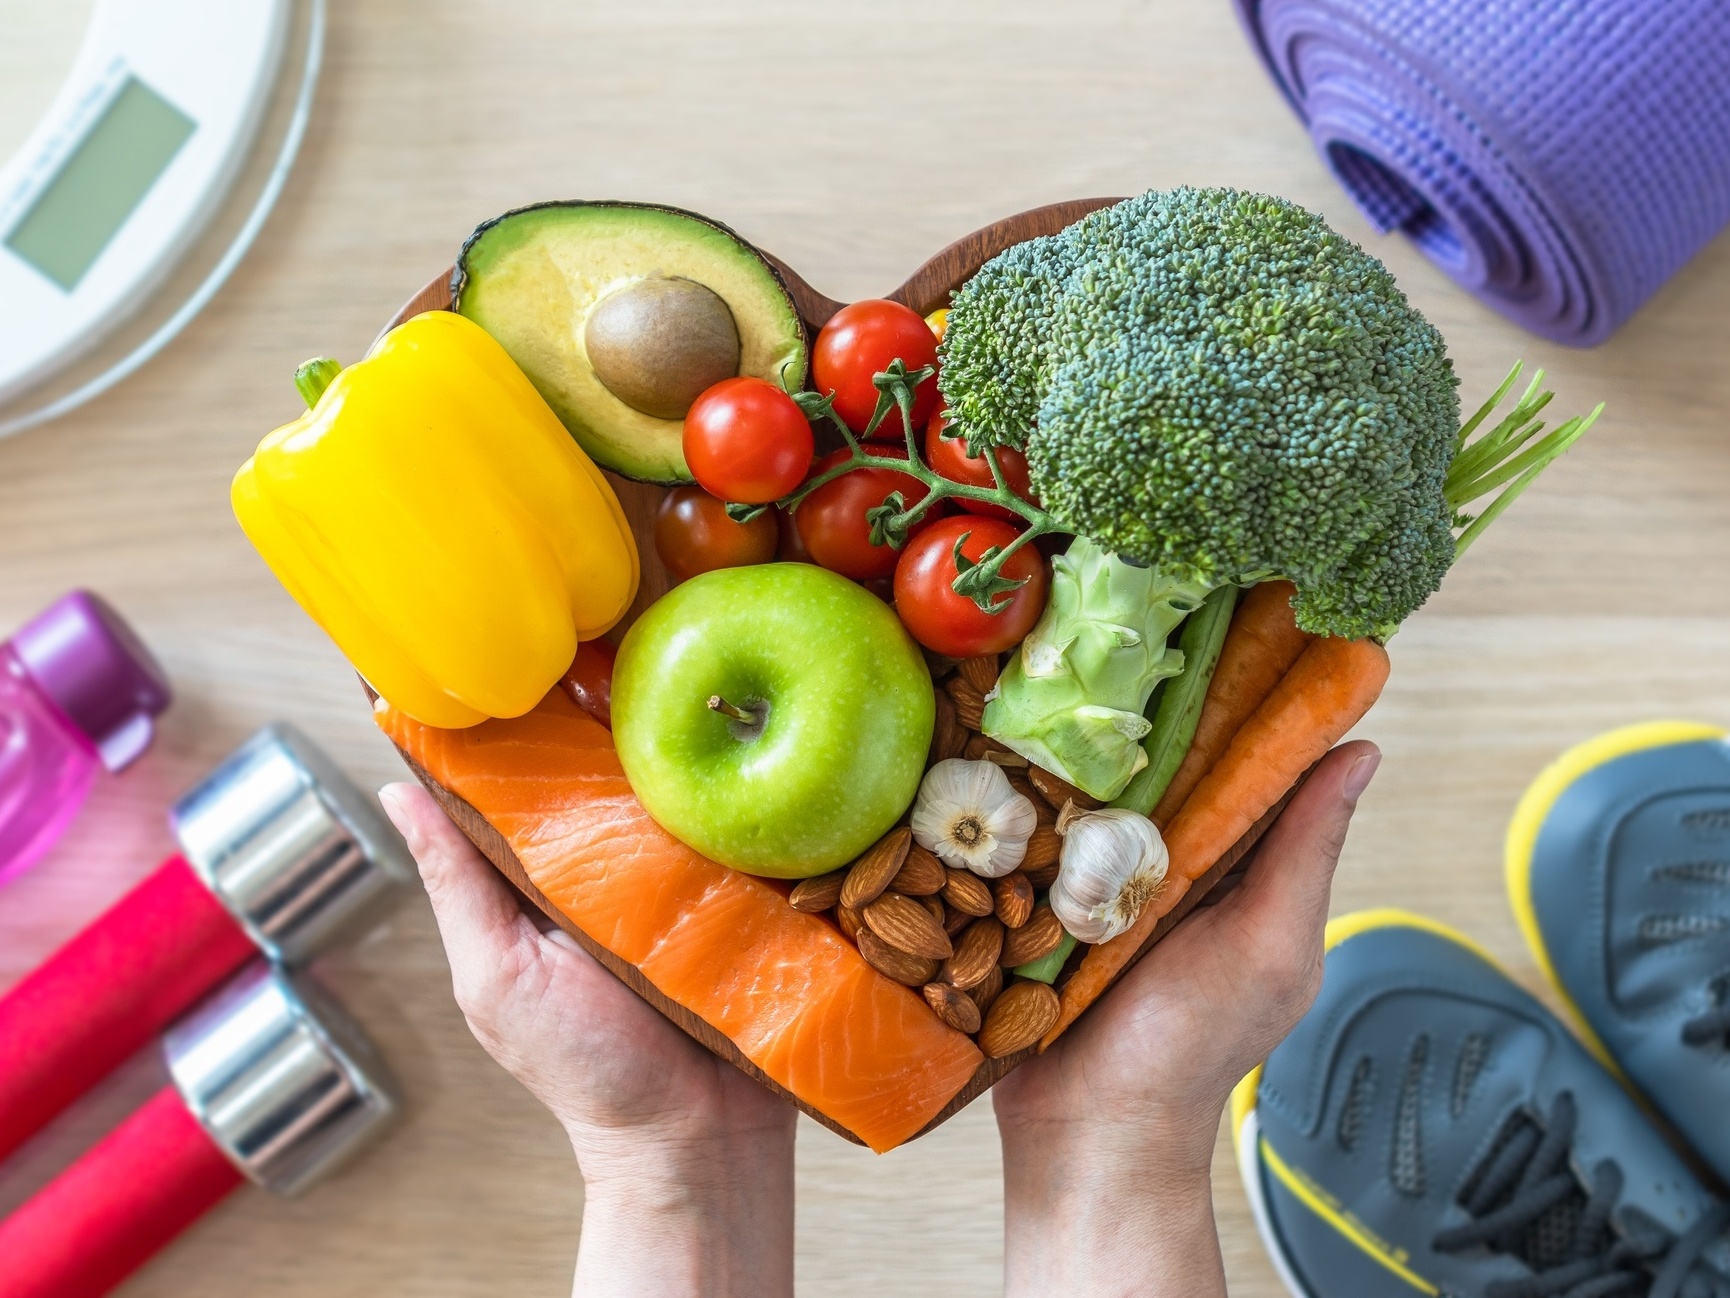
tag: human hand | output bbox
[991,741,1380,1297]
[378,783,795,1298]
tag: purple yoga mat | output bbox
[1234,0,1730,345]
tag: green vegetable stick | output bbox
[1110,584,1238,815]
[1014,932,1078,984]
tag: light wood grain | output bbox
[1,0,1727,1294]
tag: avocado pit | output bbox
[585,276,741,421]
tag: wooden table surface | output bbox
[3,1,1728,1293]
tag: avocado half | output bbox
[453,202,808,484]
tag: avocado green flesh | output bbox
[455,203,807,484]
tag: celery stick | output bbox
[1110,584,1238,815]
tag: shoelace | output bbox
[1432,1092,1730,1298]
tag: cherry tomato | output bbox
[794,447,936,581]
[561,639,617,727]
[776,505,812,563]
[892,515,1049,657]
[654,485,779,583]
[683,377,813,504]
[812,300,940,439]
[923,411,1038,521]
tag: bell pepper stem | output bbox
[294,357,344,409]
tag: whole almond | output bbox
[919,894,946,927]
[957,655,1001,695]
[890,844,946,897]
[837,904,863,941]
[930,691,967,764]
[789,871,845,913]
[840,826,912,910]
[965,733,1027,768]
[939,916,1004,990]
[857,929,938,986]
[978,980,1061,1058]
[864,892,954,960]
[1029,765,1101,812]
[942,868,995,917]
[923,982,982,1034]
[943,674,986,732]
[1024,861,1060,891]
[943,904,972,937]
[1022,823,1061,871]
[1001,903,1065,967]
[994,872,1035,929]
[967,962,1004,1018]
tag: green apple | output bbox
[612,562,934,877]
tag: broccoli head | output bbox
[940,186,1461,640]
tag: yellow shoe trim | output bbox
[1504,721,1725,1078]
[1258,1134,1439,1294]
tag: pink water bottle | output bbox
[0,592,171,887]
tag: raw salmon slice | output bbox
[378,690,982,1152]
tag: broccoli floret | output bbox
[936,232,1076,451]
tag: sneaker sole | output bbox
[1502,719,1725,1082]
[1229,909,1501,1298]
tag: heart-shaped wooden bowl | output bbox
[377,199,1298,1145]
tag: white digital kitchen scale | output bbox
[0,0,323,438]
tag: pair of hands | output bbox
[379,740,1379,1297]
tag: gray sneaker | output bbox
[1232,910,1730,1297]
[1509,722,1730,1187]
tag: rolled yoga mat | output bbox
[1234,0,1730,345]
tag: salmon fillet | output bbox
[378,690,982,1152]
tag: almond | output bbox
[956,654,1000,695]
[930,690,967,764]
[943,904,973,937]
[978,980,1060,1057]
[923,981,983,1034]
[864,892,954,960]
[1024,861,1060,891]
[788,870,845,913]
[994,872,1035,929]
[967,962,1004,1018]
[840,826,912,910]
[943,674,986,732]
[1000,902,1065,967]
[938,916,1004,990]
[964,733,1028,768]
[1029,765,1101,812]
[1022,823,1061,871]
[942,868,995,917]
[837,904,864,941]
[919,893,946,927]
[857,929,937,986]
[890,844,946,897]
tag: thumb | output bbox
[378,782,534,1002]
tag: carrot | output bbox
[1041,634,1390,1048]
[1149,580,1310,827]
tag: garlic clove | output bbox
[1047,806,1169,944]
[910,758,1039,879]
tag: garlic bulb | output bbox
[1048,805,1169,943]
[910,758,1038,878]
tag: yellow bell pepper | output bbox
[232,310,640,728]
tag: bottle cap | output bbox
[11,591,172,772]
[170,723,416,966]
[163,962,398,1197]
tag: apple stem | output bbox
[707,695,760,725]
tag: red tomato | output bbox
[923,411,1037,521]
[683,377,813,504]
[892,515,1049,657]
[561,639,617,727]
[654,485,779,583]
[794,448,936,581]
[812,300,940,439]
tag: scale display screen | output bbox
[5,76,195,291]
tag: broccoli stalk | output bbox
[979,538,1208,800]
